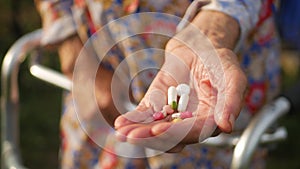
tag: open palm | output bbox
[114,29,247,152]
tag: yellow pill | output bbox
[172,118,182,123]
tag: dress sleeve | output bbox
[202,0,262,51]
[35,0,77,45]
[177,0,262,51]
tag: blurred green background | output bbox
[0,0,61,168]
[0,0,299,169]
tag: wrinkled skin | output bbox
[114,33,248,152]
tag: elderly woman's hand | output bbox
[114,10,247,152]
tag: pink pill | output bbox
[180,111,193,119]
[153,112,165,120]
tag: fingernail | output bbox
[214,111,222,125]
[198,133,208,143]
[115,131,127,142]
[114,118,122,129]
[114,116,130,129]
[229,114,235,131]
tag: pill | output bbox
[171,111,194,119]
[171,112,181,119]
[176,84,190,96]
[162,105,174,115]
[171,101,178,110]
[180,111,194,119]
[177,94,189,112]
[168,86,177,105]
[172,118,182,123]
[153,111,165,120]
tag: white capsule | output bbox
[176,84,190,96]
[168,86,177,105]
[171,112,181,119]
[177,94,189,112]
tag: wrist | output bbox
[191,10,240,50]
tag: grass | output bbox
[266,115,300,169]
[266,66,300,169]
[18,54,62,169]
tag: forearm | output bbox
[58,35,82,79]
[191,10,240,50]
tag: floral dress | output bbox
[35,0,281,168]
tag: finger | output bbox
[140,88,167,112]
[115,66,178,129]
[115,49,193,128]
[216,68,246,132]
[151,114,217,145]
[114,108,154,129]
[125,125,179,151]
[115,123,145,142]
[214,49,247,132]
